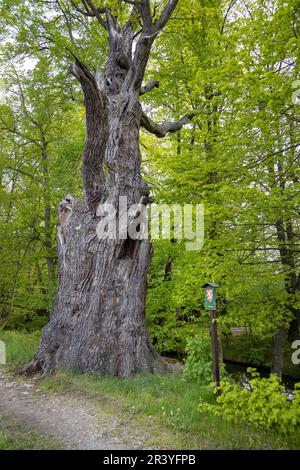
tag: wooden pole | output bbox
[210,309,220,388]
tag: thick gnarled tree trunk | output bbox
[34,197,161,376]
[27,1,191,377]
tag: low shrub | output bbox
[198,368,300,434]
[184,331,228,384]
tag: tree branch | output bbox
[70,0,93,16]
[6,166,42,183]
[138,0,153,30]
[154,0,179,32]
[67,48,106,128]
[131,1,180,93]
[68,48,94,83]
[141,110,195,138]
[140,79,159,95]
[78,0,107,29]
[105,8,118,35]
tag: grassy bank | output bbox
[2,330,300,449]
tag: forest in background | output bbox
[0,0,299,378]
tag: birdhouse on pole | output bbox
[202,283,219,311]
[202,282,220,388]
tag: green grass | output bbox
[41,370,300,449]
[0,430,60,450]
[0,416,61,450]
[0,431,13,450]
[0,330,39,365]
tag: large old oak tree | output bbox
[27,0,194,377]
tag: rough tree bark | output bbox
[26,0,193,377]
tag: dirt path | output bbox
[0,369,151,450]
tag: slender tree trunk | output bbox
[272,327,288,378]
[267,135,299,376]
[271,220,299,375]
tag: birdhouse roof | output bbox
[202,283,220,288]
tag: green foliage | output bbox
[0,330,40,364]
[222,334,272,367]
[146,240,210,353]
[244,347,269,367]
[183,331,228,384]
[1,310,48,332]
[144,0,300,354]
[0,56,84,329]
[198,369,300,434]
[183,331,212,384]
